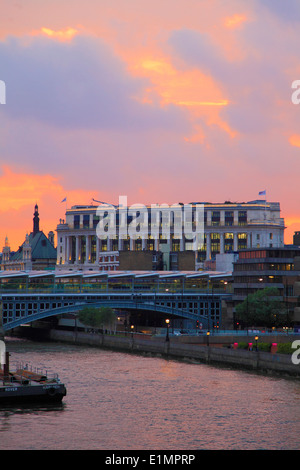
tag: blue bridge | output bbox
[0,270,232,331]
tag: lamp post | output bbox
[285,276,289,329]
[255,335,258,351]
[206,331,210,347]
[165,318,170,342]
[246,278,249,336]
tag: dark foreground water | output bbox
[0,337,299,450]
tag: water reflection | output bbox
[0,339,299,450]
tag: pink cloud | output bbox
[0,0,299,246]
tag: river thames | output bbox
[0,337,299,450]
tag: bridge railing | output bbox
[0,286,231,295]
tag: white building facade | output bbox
[55,200,285,271]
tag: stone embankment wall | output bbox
[49,330,300,377]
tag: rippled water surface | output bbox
[0,338,299,450]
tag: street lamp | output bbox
[206,331,210,346]
[165,318,170,342]
[285,276,289,328]
[255,335,259,351]
[246,278,249,336]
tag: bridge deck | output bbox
[0,270,232,331]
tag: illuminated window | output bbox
[238,233,247,250]
[211,211,220,226]
[224,233,234,252]
[238,211,247,226]
[211,233,220,253]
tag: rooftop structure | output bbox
[0,269,232,293]
[1,205,57,271]
[56,200,285,271]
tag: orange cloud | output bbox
[289,134,300,147]
[31,27,79,41]
[224,14,247,29]
[134,57,228,107]
[130,56,236,140]
[177,100,229,107]
[0,166,96,250]
[0,166,63,211]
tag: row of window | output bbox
[239,249,298,260]
[61,233,248,244]
[74,208,247,229]
[156,301,220,317]
[211,210,247,226]
[234,263,294,271]
[72,211,248,229]
[234,286,294,296]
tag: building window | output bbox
[286,285,294,296]
[93,215,100,229]
[224,233,234,252]
[83,215,89,228]
[238,233,247,250]
[211,233,220,254]
[211,211,220,226]
[225,211,234,226]
[74,215,80,229]
[238,211,247,226]
[172,239,180,251]
[135,239,142,251]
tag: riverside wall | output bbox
[49,329,300,378]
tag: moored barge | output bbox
[0,352,67,405]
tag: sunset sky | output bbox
[0,0,300,250]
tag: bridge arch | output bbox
[2,298,211,331]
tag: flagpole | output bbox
[258,190,267,219]
[60,197,67,215]
[265,190,267,220]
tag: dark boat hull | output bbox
[0,383,67,405]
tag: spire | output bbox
[2,236,10,263]
[33,203,40,235]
